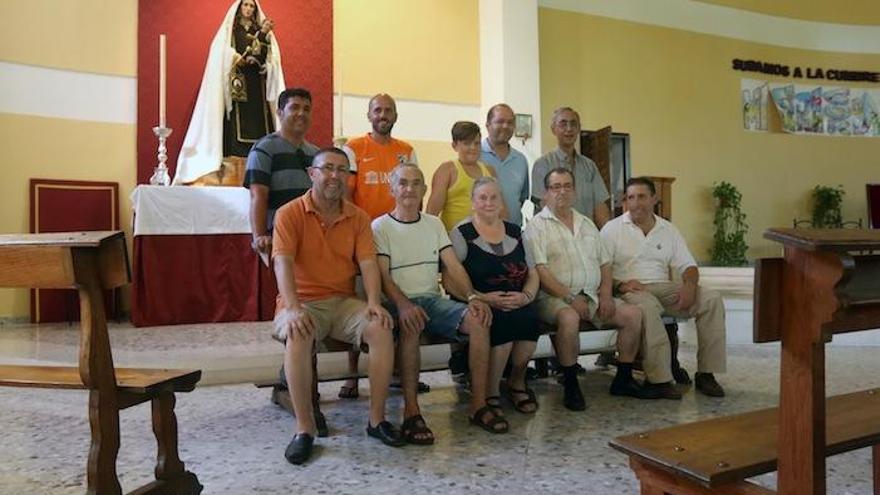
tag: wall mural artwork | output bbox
[742,78,880,137]
[741,79,769,132]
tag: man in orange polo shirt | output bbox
[272,147,400,465]
[339,93,423,399]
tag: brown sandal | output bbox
[486,396,503,414]
[401,414,435,445]
[506,387,539,414]
[469,405,509,434]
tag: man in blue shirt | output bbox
[480,103,530,226]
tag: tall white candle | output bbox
[159,34,167,127]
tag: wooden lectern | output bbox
[0,231,202,495]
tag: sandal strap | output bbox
[402,414,428,430]
[508,387,538,410]
[472,405,509,431]
[473,404,496,422]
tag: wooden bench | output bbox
[257,314,620,399]
[610,389,880,494]
[256,331,459,413]
[0,231,202,495]
[612,228,880,494]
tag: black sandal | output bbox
[401,414,435,445]
[506,387,539,414]
[469,405,509,434]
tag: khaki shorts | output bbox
[535,293,625,328]
[274,296,370,350]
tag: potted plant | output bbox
[811,185,845,228]
[710,181,748,266]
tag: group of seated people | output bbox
[242,89,727,465]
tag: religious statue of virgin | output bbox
[174,0,285,185]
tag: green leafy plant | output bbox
[710,181,748,266]
[811,185,845,228]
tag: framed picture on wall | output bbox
[515,113,533,140]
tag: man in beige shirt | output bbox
[525,167,661,411]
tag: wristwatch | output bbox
[467,292,479,302]
[563,292,577,305]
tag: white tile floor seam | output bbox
[0,322,877,494]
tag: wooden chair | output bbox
[611,228,880,494]
[0,231,202,495]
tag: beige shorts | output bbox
[535,293,625,328]
[274,296,370,350]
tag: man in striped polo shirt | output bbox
[245,87,319,258]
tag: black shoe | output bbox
[314,408,329,438]
[555,363,588,384]
[284,433,314,465]
[448,348,469,375]
[643,380,682,400]
[366,420,405,447]
[610,376,663,399]
[695,372,725,397]
[525,366,539,381]
[594,352,616,369]
[562,374,586,411]
[672,366,692,385]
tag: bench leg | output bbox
[874,443,879,495]
[149,392,202,494]
[665,322,691,385]
[86,389,122,495]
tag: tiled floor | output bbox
[0,321,876,494]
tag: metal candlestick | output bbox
[150,126,173,186]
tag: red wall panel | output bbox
[29,179,120,323]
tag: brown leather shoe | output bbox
[695,372,725,397]
[644,381,682,400]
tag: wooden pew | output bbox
[611,228,880,494]
[610,389,880,494]
[0,231,202,495]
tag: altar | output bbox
[130,185,276,327]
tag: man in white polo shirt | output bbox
[600,177,727,397]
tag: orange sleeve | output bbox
[271,203,299,258]
[353,210,377,262]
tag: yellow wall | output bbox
[0,0,137,76]
[334,0,480,104]
[0,115,136,318]
[539,8,880,261]
[0,0,138,318]
[334,0,480,198]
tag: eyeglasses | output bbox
[313,165,350,175]
[547,183,574,192]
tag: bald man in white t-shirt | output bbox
[601,177,727,398]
